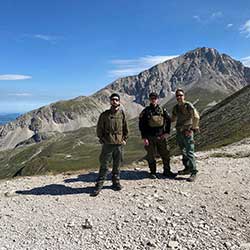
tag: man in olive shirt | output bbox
[172,88,200,182]
[91,93,129,196]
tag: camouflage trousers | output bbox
[145,136,170,174]
[176,131,197,174]
[96,144,123,186]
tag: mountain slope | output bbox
[103,47,250,105]
[168,84,250,155]
[1,85,250,179]
[0,140,250,249]
[0,47,249,152]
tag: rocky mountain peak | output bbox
[104,47,250,106]
[184,47,220,61]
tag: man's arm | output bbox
[191,107,200,131]
[96,113,105,142]
[139,110,148,139]
[122,112,129,142]
[171,105,177,123]
[163,109,171,134]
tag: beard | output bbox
[111,103,120,109]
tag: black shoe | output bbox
[90,188,101,197]
[187,173,197,182]
[90,183,103,197]
[112,183,123,191]
[149,173,158,179]
[163,171,177,179]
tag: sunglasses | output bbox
[111,98,119,101]
[176,94,184,97]
[150,97,157,100]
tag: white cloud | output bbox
[193,11,223,23]
[33,34,57,41]
[240,19,250,38]
[8,93,32,97]
[211,11,223,19]
[109,55,178,77]
[226,23,233,28]
[22,33,60,43]
[241,56,250,67]
[193,15,201,22]
[0,74,32,80]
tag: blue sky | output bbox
[0,0,250,113]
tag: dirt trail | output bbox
[0,139,250,250]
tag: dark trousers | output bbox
[97,144,123,186]
[145,137,170,174]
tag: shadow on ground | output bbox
[15,170,185,196]
[15,184,114,196]
[64,169,150,184]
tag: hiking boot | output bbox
[90,188,101,197]
[112,182,123,191]
[178,168,191,175]
[90,183,103,197]
[163,171,177,179]
[149,173,158,179]
[186,173,197,182]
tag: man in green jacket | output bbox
[91,93,129,196]
[172,88,200,182]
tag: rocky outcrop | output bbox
[103,47,250,105]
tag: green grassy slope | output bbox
[0,121,144,179]
[0,85,249,180]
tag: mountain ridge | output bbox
[0,47,249,151]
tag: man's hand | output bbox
[99,138,104,144]
[143,138,149,146]
[158,133,169,140]
[122,140,127,145]
[184,130,193,137]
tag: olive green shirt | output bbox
[97,108,129,144]
[172,101,200,131]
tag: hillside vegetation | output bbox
[0,85,250,179]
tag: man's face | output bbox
[110,97,120,108]
[149,96,159,105]
[176,91,185,103]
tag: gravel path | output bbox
[0,139,250,250]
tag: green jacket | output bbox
[97,108,129,144]
[172,101,200,131]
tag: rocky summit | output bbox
[0,47,249,152]
[0,138,249,250]
[104,47,250,105]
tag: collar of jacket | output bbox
[149,103,159,109]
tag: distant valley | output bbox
[0,113,21,125]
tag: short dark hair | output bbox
[175,88,184,95]
[149,92,159,99]
[110,93,120,100]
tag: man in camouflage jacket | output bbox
[139,92,176,179]
[91,93,129,196]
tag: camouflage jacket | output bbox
[172,101,200,131]
[139,104,171,139]
[97,108,129,144]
